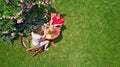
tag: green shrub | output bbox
[0,0,52,41]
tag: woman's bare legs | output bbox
[26,46,40,51]
[26,40,49,51]
[40,40,49,50]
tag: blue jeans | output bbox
[36,42,41,47]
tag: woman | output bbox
[50,13,64,28]
[26,25,49,51]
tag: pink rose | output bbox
[18,4,24,9]
[18,10,23,15]
[2,30,10,34]
[25,2,33,9]
[8,16,14,20]
[17,18,23,24]
[32,2,36,6]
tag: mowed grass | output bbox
[0,0,120,67]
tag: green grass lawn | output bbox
[0,0,120,67]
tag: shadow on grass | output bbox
[54,12,67,43]
[55,25,67,43]
[48,6,56,13]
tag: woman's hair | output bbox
[56,12,61,17]
[31,25,42,35]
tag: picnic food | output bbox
[46,29,52,39]
[46,34,51,39]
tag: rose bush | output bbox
[0,0,52,41]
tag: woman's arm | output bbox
[53,24,62,26]
[50,19,53,26]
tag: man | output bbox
[26,25,49,51]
